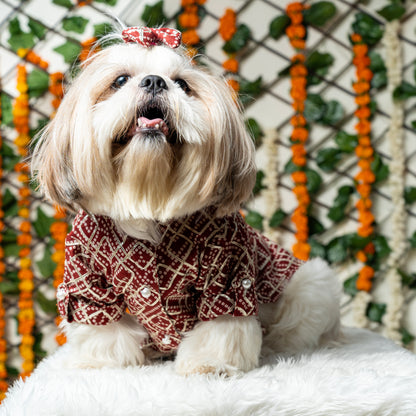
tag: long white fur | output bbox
[30,35,341,375]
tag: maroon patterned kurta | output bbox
[57,208,304,353]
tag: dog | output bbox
[31,27,341,375]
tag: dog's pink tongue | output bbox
[139,117,162,127]
[138,117,169,136]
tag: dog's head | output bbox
[31,27,256,227]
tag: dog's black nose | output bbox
[140,75,168,96]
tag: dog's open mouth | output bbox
[116,104,178,146]
[133,106,169,137]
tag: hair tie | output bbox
[122,27,182,49]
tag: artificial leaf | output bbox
[369,51,387,89]
[95,0,117,5]
[400,328,415,346]
[322,100,344,125]
[245,210,263,231]
[2,229,17,244]
[334,131,358,153]
[142,1,166,27]
[326,236,348,263]
[393,81,416,100]
[53,0,72,8]
[306,51,334,86]
[371,71,387,89]
[372,235,391,259]
[308,216,325,236]
[351,12,383,46]
[345,233,372,251]
[36,291,58,315]
[0,281,19,295]
[27,69,49,98]
[305,51,334,71]
[308,238,326,259]
[3,189,18,217]
[398,269,416,289]
[8,32,35,52]
[223,24,251,54]
[412,120,416,130]
[239,76,263,105]
[28,18,47,39]
[54,41,82,64]
[370,153,389,183]
[9,17,22,36]
[8,17,35,51]
[377,3,406,21]
[33,331,47,361]
[33,207,55,239]
[410,232,416,249]
[284,158,300,174]
[36,247,57,278]
[62,16,89,34]
[29,118,49,139]
[316,148,343,172]
[305,168,322,194]
[269,15,290,40]
[1,93,13,126]
[404,186,416,204]
[327,185,354,222]
[94,22,114,38]
[4,244,20,257]
[304,94,326,122]
[303,1,337,26]
[253,170,265,195]
[269,209,287,228]
[245,118,264,146]
[366,302,386,323]
[2,143,20,172]
[343,273,359,296]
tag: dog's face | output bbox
[32,41,256,223]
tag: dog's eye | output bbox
[112,75,130,89]
[174,78,191,94]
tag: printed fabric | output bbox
[57,208,304,353]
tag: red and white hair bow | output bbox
[122,27,182,49]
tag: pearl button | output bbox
[161,335,171,345]
[242,278,252,289]
[141,287,151,298]
[56,286,66,300]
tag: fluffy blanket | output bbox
[1,327,415,416]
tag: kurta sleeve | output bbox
[196,213,258,321]
[56,215,126,326]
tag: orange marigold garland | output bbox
[14,65,35,380]
[286,2,310,261]
[0,90,8,402]
[51,207,68,346]
[219,8,239,94]
[351,33,376,292]
[16,49,49,70]
[179,0,206,58]
[48,70,68,345]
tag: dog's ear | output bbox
[30,96,83,213]
[198,75,257,216]
[31,51,116,212]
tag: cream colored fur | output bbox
[30,29,341,376]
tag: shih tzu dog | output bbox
[31,27,341,375]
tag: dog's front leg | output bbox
[175,315,262,376]
[60,314,148,368]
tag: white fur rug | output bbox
[1,327,416,416]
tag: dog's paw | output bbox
[175,359,239,377]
